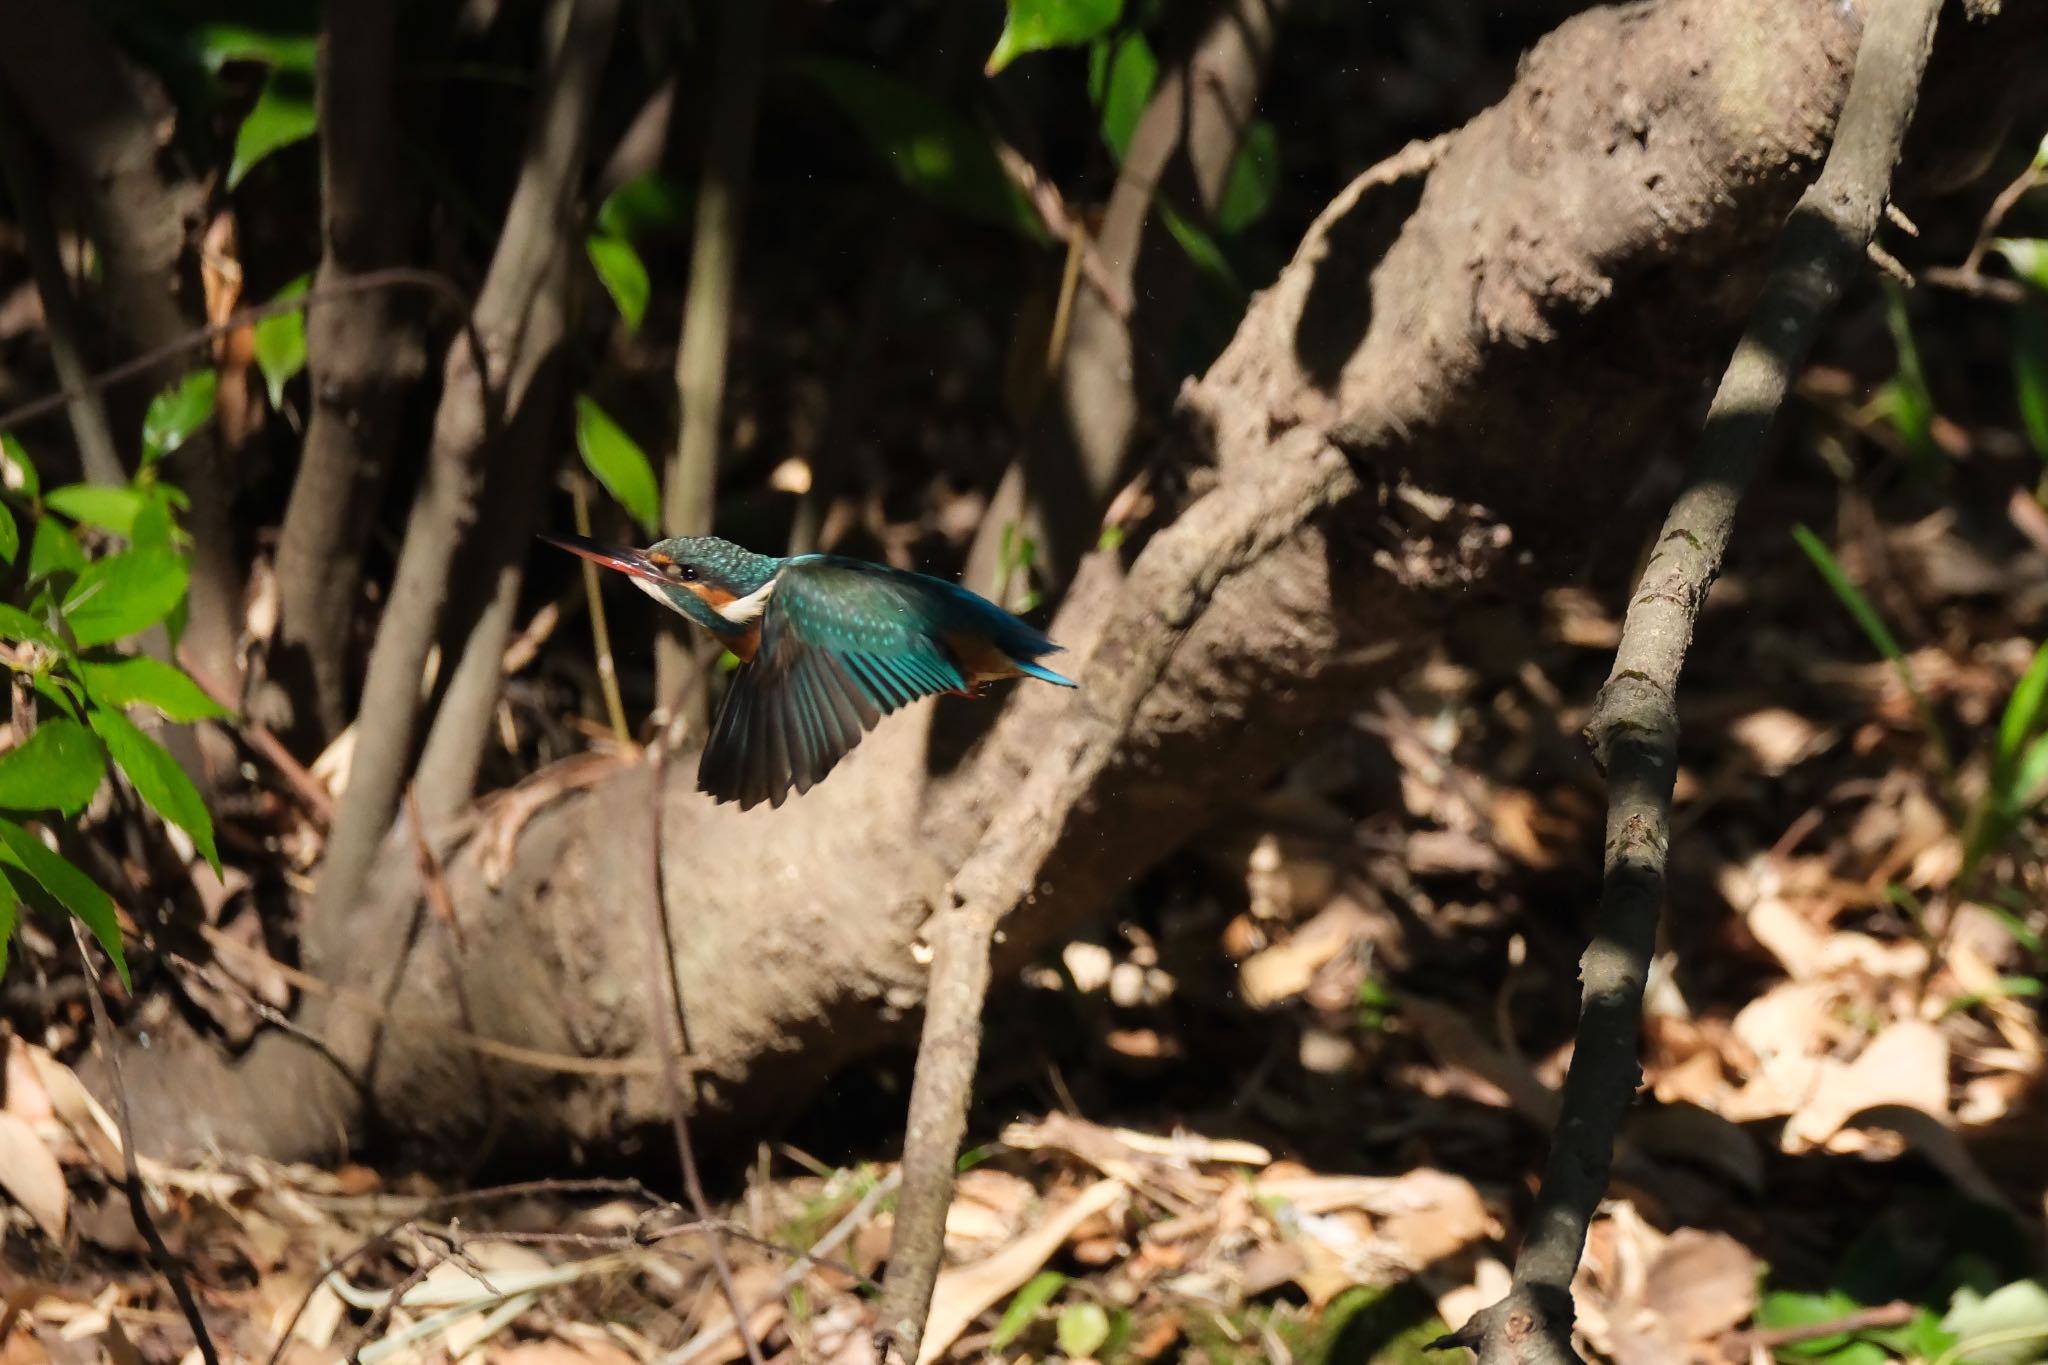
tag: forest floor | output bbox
[3,373,2046,1365]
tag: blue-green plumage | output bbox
[538,532,1076,809]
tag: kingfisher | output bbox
[539,532,1076,810]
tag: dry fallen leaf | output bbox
[916,1179,1125,1365]
[0,1111,69,1241]
[1787,1018,1948,1149]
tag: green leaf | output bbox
[1755,1290,1867,1357]
[1215,118,1280,235]
[0,503,15,566]
[0,870,17,982]
[1055,1302,1111,1359]
[1159,200,1242,293]
[2014,306,2048,462]
[1875,282,1939,470]
[0,816,126,989]
[88,706,218,874]
[0,603,55,646]
[574,396,662,536]
[130,488,178,553]
[75,657,229,722]
[595,171,687,240]
[1993,238,2048,293]
[0,721,106,816]
[1098,33,1156,161]
[253,277,310,410]
[586,234,651,332]
[141,370,219,464]
[0,433,38,500]
[44,484,147,536]
[987,0,1123,74]
[1792,523,1951,775]
[29,673,79,720]
[60,549,189,648]
[228,68,317,189]
[195,22,318,74]
[1943,1279,2048,1365]
[991,1272,1067,1351]
[27,519,85,582]
[2010,732,2048,817]
[1998,642,2048,773]
[792,58,1043,240]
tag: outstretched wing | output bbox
[697,559,970,809]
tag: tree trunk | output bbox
[260,0,427,752]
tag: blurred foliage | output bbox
[0,375,228,986]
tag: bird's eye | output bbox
[674,563,699,582]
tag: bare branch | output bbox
[1445,1,1946,1360]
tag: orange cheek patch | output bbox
[685,582,740,610]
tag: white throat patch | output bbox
[715,574,778,624]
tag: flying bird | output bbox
[540,532,1076,809]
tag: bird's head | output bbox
[539,532,781,635]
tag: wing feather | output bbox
[697,557,1068,808]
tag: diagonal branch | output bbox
[1445,1,1947,1361]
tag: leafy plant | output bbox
[252,275,312,409]
[585,172,685,333]
[987,0,1124,76]
[791,57,1043,241]
[1792,524,1954,777]
[0,380,229,986]
[573,395,662,537]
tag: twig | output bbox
[71,922,223,1365]
[1959,155,2048,276]
[657,0,768,709]
[265,1177,685,1365]
[641,744,767,1365]
[0,266,480,437]
[1442,1,1945,1361]
[663,1169,900,1365]
[1720,1300,1913,1357]
[198,924,664,1079]
[570,477,634,748]
[991,141,1133,322]
[175,648,339,826]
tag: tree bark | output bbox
[260,0,427,752]
[114,0,2043,1167]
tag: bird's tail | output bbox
[1012,656,1077,687]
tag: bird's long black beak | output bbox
[537,531,667,584]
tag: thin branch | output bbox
[176,648,338,825]
[1445,1,1946,1361]
[0,267,480,437]
[571,477,633,748]
[873,901,998,1364]
[198,924,663,1079]
[657,0,770,712]
[641,744,766,1365]
[72,923,223,1365]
